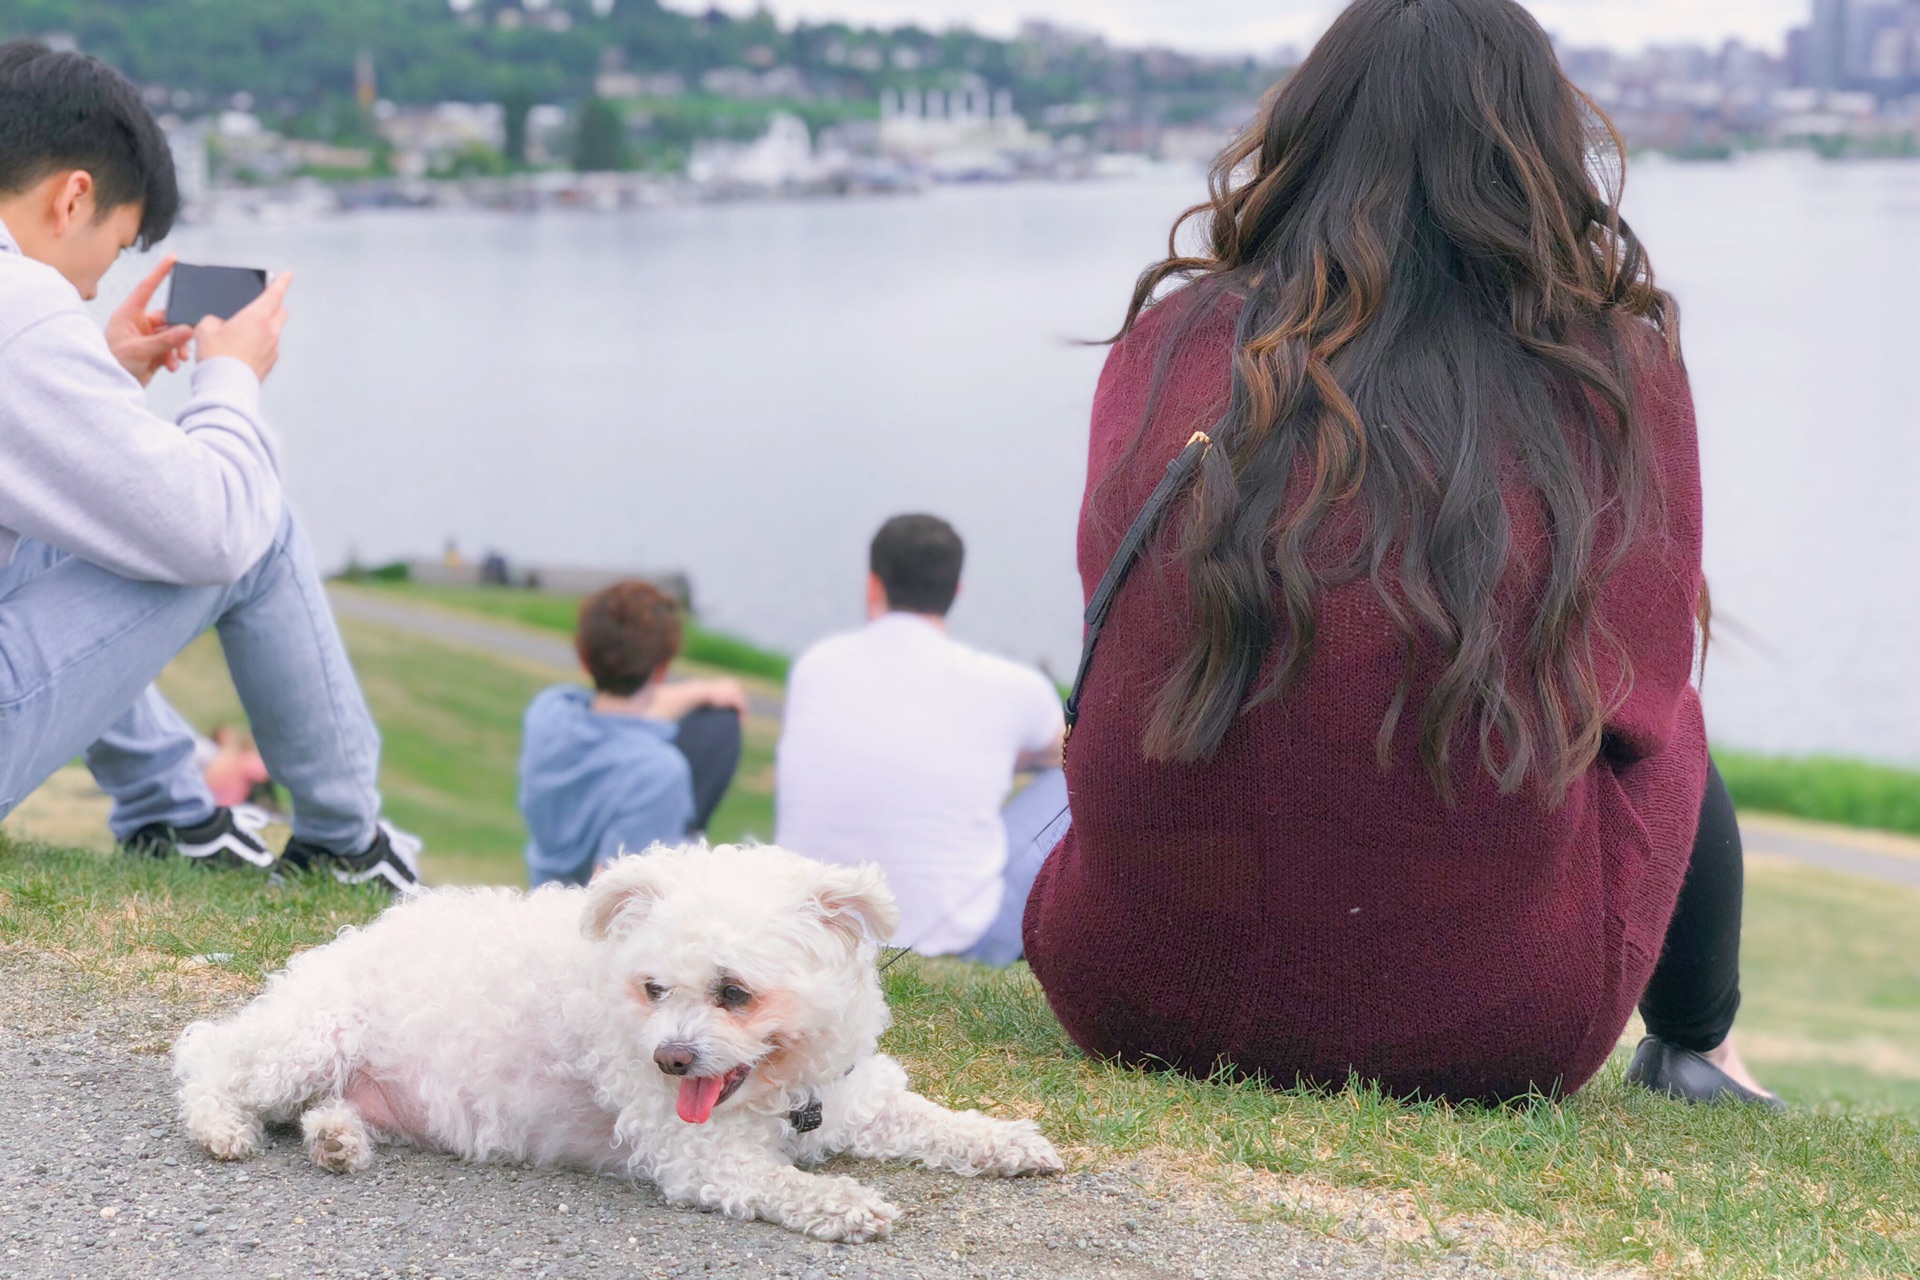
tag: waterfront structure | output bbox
[878,81,1049,178]
[687,112,821,190]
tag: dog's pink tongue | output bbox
[676,1075,726,1125]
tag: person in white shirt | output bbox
[775,515,1068,964]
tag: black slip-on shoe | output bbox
[1625,1036,1786,1110]
[121,805,278,873]
[282,821,424,898]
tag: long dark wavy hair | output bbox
[1113,0,1678,802]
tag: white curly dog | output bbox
[172,843,1062,1241]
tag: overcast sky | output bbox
[671,0,1810,55]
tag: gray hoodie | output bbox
[519,685,695,887]
[0,219,281,585]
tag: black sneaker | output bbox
[121,805,277,872]
[121,824,176,860]
[282,821,424,897]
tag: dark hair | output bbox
[0,40,179,249]
[576,581,684,697]
[870,515,964,616]
[1113,0,1675,802]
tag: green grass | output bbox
[1719,750,1920,839]
[1,829,1913,1278]
[4,619,1918,1278]
[1736,853,1920,1115]
[883,937,1919,1280]
[352,579,793,682]
[362,583,1920,840]
[373,582,1920,842]
[149,620,778,887]
[0,835,382,989]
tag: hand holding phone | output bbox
[195,272,295,384]
[106,255,193,387]
[165,263,268,328]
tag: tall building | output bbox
[1807,0,1849,88]
[1803,0,1920,90]
[1857,0,1920,84]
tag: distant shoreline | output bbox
[176,156,1201,223]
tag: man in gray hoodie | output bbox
[0,40,419,893]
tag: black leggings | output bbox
[1638,760,1745,1053]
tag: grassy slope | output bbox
[149,620,778,887]
[0,838,382,990]
[888,937,1919,1280]
[353,579,792,681]
[367,581,1920,839]
[0,836,1914,1279]
[2,617,1917,1277]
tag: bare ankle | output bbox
[1701,1034,1770,1096]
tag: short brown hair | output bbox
[575,580,683,696]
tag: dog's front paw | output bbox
[788,1176,901,1243]
[183,1101,261,1162]
[976,1119,1065,1177]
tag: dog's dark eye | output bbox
[642,981,667,1001]
[716,982,752,1009]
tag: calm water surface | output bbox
[122,156,1920,766]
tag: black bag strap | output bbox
[1064,431,1213,742]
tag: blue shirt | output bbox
[518,686,694,887]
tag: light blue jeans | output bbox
[960,768,1072,968]
[0,511,381,852]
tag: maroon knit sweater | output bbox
[1023,294,1709,1102]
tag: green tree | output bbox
[571,96,627,172]
[0,0,1281,168]
[501,84,534,167]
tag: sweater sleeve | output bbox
[1593,350,1707,765]
[0,307,282,586]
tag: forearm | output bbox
[0,317,282,585]
[646,678,748,723]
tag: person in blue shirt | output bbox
[519,580,746,887]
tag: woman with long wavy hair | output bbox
[1022,0,1775,1103]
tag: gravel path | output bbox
[1739,816,1920,891]
[0,963,1540,1280]
[326,588,785,720]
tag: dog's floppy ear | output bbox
[582,851,671,941]
[810,861,900,949]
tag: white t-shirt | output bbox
[775,614,1066,956]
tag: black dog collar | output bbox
[788,1097,823,1133]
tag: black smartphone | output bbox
[165,263,268,328]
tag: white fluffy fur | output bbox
[172,843,1062,1241]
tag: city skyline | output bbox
[666,0,1811,57]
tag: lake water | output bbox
[119,154,1920,767]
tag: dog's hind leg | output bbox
[174,995,365,1163]
[175,1019,270,1161]
[175,1051,265,1163]
[833,1056,1064,1178]
[301,1098,376,1173]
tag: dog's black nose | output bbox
[653,1043,697,1076]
